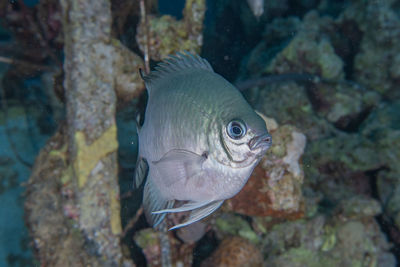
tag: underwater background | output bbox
[0,0,399,266]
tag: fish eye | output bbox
[227,120,247,140]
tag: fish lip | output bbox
[248,133,272,151]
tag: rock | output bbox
[134,227,195,267]
[262,214,395,267]
[134,228,161,267]
[214,213,259,244]
[239,16,300,78]
[268,248,339,267]
[360,101,400,225]
[251,81,336,141]
[201,236,262,267]
[307,82,381,132]
[303,131,384,202]
[265,11,344,81]
[112,40,145,102]
[334,196,382,219]
[339,0,400,97]
[136,0,205,61]
[226,121,305,219]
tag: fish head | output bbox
[211,109,272,168]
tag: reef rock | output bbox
[134,227,195,267]
[200,236,262,267]
[262,214,395,267]
[136,0,205,61]
[265,11,344,81]
[339,0,400,97]
[307,81,381,132]
[226,117,305,219]
[360,100,400,230]
[214,213,259,244]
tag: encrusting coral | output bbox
[136,0,205,61]
[201,236,263,267]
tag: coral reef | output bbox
[265,11,344,81]
[134,227,195,267]
[261,210,394,267]
[201,236,263,267]
[25,127,104,266]
[230,1,400,265]
[2,0,399,266]
[136,0,205,61]
[134,228,162,267]
[339,0,400,98]
[307,82,381,131]
[360,100,400,229]
[214,213,259,244]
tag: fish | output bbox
[247,0,264,19]
[134,52,272,230]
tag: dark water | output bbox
[0,0,399,266]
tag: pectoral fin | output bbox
[133,157,149,188]
[153,149,207,187]
[169,200,224,230]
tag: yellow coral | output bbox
[73,125,118,188]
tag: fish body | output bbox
[135,53,271,230]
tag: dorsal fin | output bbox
[141,52,214,92]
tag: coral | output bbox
[239,16,300,78]
[24,128,102,266]
[250,81,336,141]
[112,39,145,102]
[265,11,344,81]
[134,228,161,267]
[200,236,263,267]
[226,119,305,219]
[307,82,381,131]
[214,213,259,244]
[73,125,118,188]
[261,214,395,266]
[360,100,400,230]
[268,248,339,267]
[334,195,382,220]
[304,133,382,201]
[339,0,400,97]
[136,0,205,61]
[134,227,195,267]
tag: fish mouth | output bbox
[248,133,272,152]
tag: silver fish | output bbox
[134,52,271,230]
